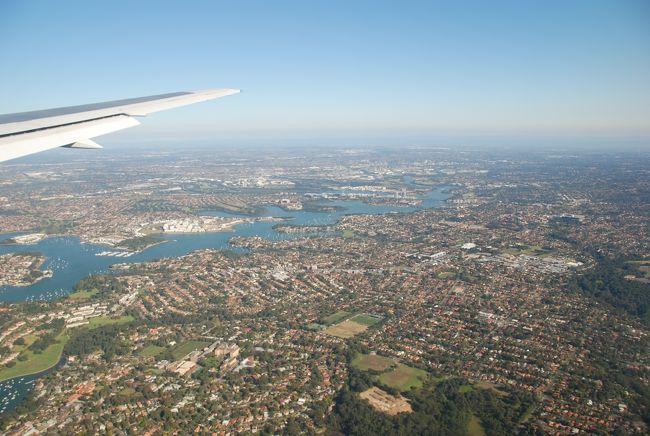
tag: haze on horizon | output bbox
[0,0,648,148]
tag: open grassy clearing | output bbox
[322,310,351,325]
[68,289,98,300]
[352,354,395,372]
[349,313,381,326]
[323,320,368,338]
[467,414,487,436]
[139,345,165,358]
[378,364,428,391]
[11,334,38,354]
[474,380,509,396]
[171,340,210,360]
[0,332,68,382]
[118,387,137,398]
[86,315,134,329]
[437,271,456,279]
[625,260,650,278]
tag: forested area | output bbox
[572,254,650,327]
[327,366,537,435]
[73,274,124,297]
[64,322,135,361]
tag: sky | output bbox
[0,0,649,147]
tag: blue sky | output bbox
[0,0,648,146]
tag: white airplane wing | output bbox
[0,88,239,162]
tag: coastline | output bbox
[0,333,68,383]
[0,254,52,288]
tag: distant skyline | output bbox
[1,0,649,147]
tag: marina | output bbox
[95,251,136,257]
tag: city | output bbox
[0,146,648,434]
[1,1,649,434]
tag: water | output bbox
[0,367,58,417]
[0,188,449,304]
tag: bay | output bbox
[0,188,449,303]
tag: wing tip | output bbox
[193,88,241,98]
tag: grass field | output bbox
[625,260,650,278]
[323,320,368,338]
[352,354,395,372]
[11,334,38,354]
[139,345,165,358]
[0,332,68,382]
[322,310,351,325]
[86,315,134,329]
[458,384,474,393]
[118,387,137,398]
[437,271,457,279]
[468,414,486,436]
[378,364,428,391]
[171,340,210,360]
[68,289,98,300]
[349,313,381,326]
[504,244,552,257]
[342,229,356,238]
[474,381,508,396]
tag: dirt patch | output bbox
[359,387,412,415]
[323,320,368,338]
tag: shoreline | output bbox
[0,333,68,383]
[0,254,52,288]
[0,355,63,384]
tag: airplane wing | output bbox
[0,88,239,163]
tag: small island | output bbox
[0,252,52,287]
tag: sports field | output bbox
[171,340,210,360]
[349,313,381,326]
[352,353,395,372]
[323,320,368,338]
[322,310,351,325]
[378,364,428,391]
